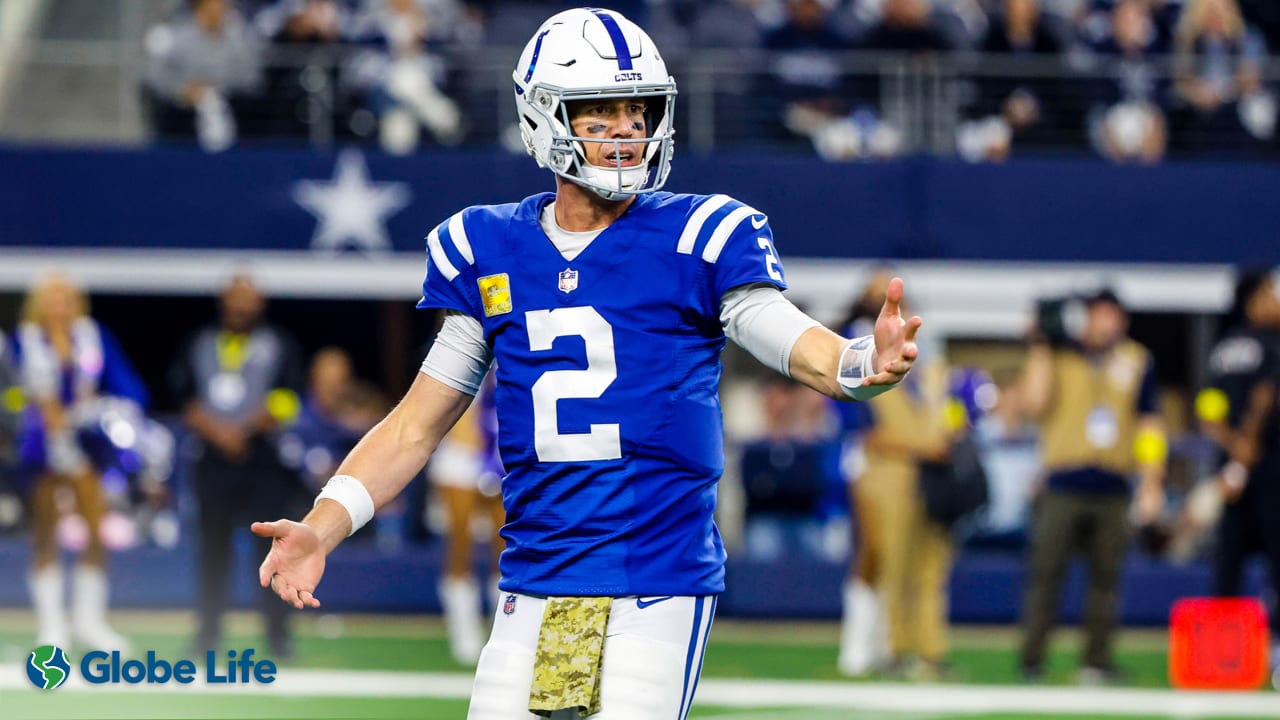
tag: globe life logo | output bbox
[81,649,277,685]
[24,646,277,689]
[26,645,71,690]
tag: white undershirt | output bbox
[419,204,822,395]
[539,201,602,262]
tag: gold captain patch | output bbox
[478,273,512,317]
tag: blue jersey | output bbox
[418,191,787,597]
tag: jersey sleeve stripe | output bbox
[427,228,460,281]
[447,212,475,265]
[701,205,757,264]
[676,194,732,255]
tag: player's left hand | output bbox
[253,519,325,610]
[866,277,923,387]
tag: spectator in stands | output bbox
[1088,0,1169,163]
[685,0,768,49]
[143,0,264,151]
[1172,0,1274,154]
[347,0,465,153]
[665,0,762,146]
[171,274,305,658]
[1017,288,1166,684]
[1197,268,1280,661]
[256,0,351,45]
[762,0,863,158]
[251,0,354,138]
[860,0,954,52]
[15,273,148,652]
[957,0,1068,161]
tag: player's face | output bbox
[567,98,648,170]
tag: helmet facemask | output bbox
[519,83,676,201]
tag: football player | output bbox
[255,8,921,718]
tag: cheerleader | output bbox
[15,273,148,651]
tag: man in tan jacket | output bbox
[1018,289,1165,684]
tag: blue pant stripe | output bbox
[676,596,706,720]
[682,596,717,720]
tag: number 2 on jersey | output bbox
[525,306,621,462]
[759,237,783,282]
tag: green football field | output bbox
[1,611,1275,720]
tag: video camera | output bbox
[1034,295,1088,347]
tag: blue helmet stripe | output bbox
[523,28,551,83]
[591,10,634,70]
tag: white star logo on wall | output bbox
[293,149,411,253]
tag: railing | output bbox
[2,39,1278,161]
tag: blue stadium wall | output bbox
[1,145,1278,263]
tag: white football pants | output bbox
[466,592,717,720]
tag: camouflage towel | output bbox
[528,596,613,717]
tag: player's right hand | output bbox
[252,519,325,610]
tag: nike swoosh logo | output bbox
[636,596,674,609]
[553,59,577,67]
[751,215,767,230]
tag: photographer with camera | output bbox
[1017,288,1166,684]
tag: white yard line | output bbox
[2,666,1277,717]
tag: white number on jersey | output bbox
[758,237,783,282]
[525,306,622,462]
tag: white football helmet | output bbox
[513,8,677,200]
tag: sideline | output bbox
[3,666,1278,717]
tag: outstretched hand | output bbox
[866,277,923,387]
[252,520,325,610]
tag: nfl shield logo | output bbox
[503,594,517,615]
[558,268,578,294]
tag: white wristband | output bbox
[315,475,375,537]
[837,335,895,402]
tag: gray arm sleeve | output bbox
[720,284,823,378]
[419,312,493,395]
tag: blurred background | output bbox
[1,0,1279,718]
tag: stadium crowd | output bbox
[142,0,1279,160]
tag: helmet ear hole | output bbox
[550,148,573,172]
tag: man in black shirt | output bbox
[171,275,305,657]
[1198,268,1280,654]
